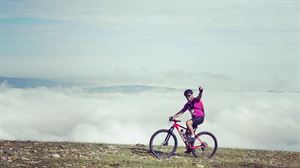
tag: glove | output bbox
[169,116,174,122]
[199,86,203,92]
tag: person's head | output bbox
[184,89,193,101]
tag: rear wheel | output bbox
[191,131,217,158]
[149,129,178,158]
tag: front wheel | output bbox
[191,131,218,159]
[149,129,178,158]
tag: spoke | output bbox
[192,132,217,158]
[150,130,176,158]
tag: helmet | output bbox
[184,89,193,97]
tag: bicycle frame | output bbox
[165,120,204,150]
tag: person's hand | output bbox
[199,85,203,92]
[169,116,174,122]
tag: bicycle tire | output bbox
[149,129,178,158]
[191,131,218,159]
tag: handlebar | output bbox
[169,116,181,122]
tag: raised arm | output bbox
[195,86,203,100]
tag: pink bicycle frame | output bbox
[171,120,204,150]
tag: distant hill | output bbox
[0,77,178,93]
[2,76,298,94]
[0,140,299,168]
[0,77,60,88]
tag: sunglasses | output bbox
[186,94,193,98]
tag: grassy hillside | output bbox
[0,140,299,168]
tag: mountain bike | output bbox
[149,118,217,159]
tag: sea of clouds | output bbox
[0,83,299,152]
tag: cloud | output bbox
[3,0,298,29]
[205,91,300,151]
[0,83,299,151]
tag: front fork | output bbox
[162,127,174,146]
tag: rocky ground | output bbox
[0,140,299,168]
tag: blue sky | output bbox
[0,0,299,88]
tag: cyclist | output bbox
[170,86,205,145]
